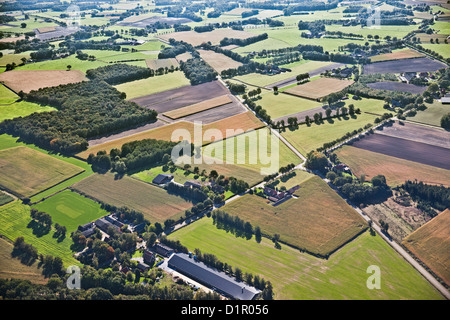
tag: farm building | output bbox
[167,253,261,300]
[153,243,174,257]
[184,180,202,189]
[143,250,156,266]
[152,173,174,185]
[95,217,120,234]
[441,95,450,104]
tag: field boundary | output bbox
[163,95,233,120]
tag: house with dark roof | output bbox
[95,217,120,234]
[167,253,261,300]
[153,243,174,257]
[152,173,174,185]
[143,250,156,266]
[184,180,202,189]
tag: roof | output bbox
[441,97,450,104]
[167,253,261,300]
[152,173,173,184]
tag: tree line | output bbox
[86,64,153,85]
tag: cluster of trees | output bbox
[59,39,121,52]
[219,33,268,47]
[179,57,218,85]
[227,82,246,95]
[243,96,271,124]
[305,151,329,172]
[317,123,374,153]
[301,51,362,64]
[400,181,450,214]
[158,43,188,58]
[325,31,364,39]
[212,210,258,240]
[29,208,52,227]
[166,182,209,203]
[268,52,301,66]
[167,6,202,22]
[194,25,214,33]
[441,113,450,130]
[347,82,418,106]
[242,9,259,18]
[86,64,153,85]
[298,20,325,37]
[1,80,157,153]
[12,237,38,265]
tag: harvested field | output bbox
[158,29,255,46]
[375,121,450,149]
[363,57,447,74]
[77,111,264,159]
[176,52,193,62]
[197,49,243,73]
[350,133,450,170]
[163,95,233,119]
[35,26,79,41]
[72,173,193,224]
[0,146,84,198]
[118,16,192,28]
[36,26,57,33]
[146,58,179,70]
[334,145,450,187]
[284,77,354,100]
[367,81,427,94]
[221,176,368,257]
[369,48,424,62]
[403,209,450,286]
[0,70,86,93]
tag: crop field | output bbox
[334,145,450,187]
[420,43,450,59]
[363,57,447,74]
[0,237,47,284]
[168,217,442,299]
[281,111,378,156]
[72,173,193,224]
[369,48,425,62]
[350,134,450,171]
[77,111,264,159]
[0,201,79,267]
[197,49,243,73]
[145,58,179,70]
[33,189,108,234]
[163,95,233,119]
[0,52,31,66]
[158,29,256,46]
[221,176,367,257]
[284,77,355,101]
[0,70,87,93]
[114,71,190,99]
[366,81,427,94]
[0,146,85,198]
[403,209,450,286]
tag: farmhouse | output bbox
[167,253,261,300]
[152,173,174,185]
[143,250,156,266]
[184,180,203,189]
[95,217,120,234]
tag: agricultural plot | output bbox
[403,209,450,286]
[0,146,85,198]
[168,217,442,299]
[72,173,193,224]
[146,58,179,70]
[284,77,354,101]
[0,70,87,93]
[158,29,256,46]
[334,145,450,187]
[219,176,368,257]
[411,100,450,126]
[118,15,192,28]
[33,189,108,234]
[163,95,233,120]
[366,82,427,94]
[256,91,322,119]
[369,48,425,62]
[197,49,243,73]
[349,134,450,171]
[363,57,447,74]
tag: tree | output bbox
[254,226,262,243]
[441,113,450,130]
[305,151,328,171]
[21,23,27,28]
[67,65,72,71]
[325,108,332,118]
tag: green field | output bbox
[168,216,443,299]
[0,201,79,266]
[419,43,450,59]
[0,99,56,123]
[33,189,108,233]
[114,71,190,99]
[411,100,449,127]
[256,91,322,119]
[133,165,199,185]
[0,146,85,198]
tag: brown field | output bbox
[284,77,354,100]
[334,145,450,187]
[163,95,233,119]
[37,26,57,34]
[370,48,424,62]
[146,58,179,70]
[72,173,193,224]
[77,111,264,159]
[0,35,25,43]
[158,29,255,46]
[221,176,368,257]
[0,146,84,198]
[415,33,449,42]
[403,209,450,286]
[0,237,47,284]
[175,52,193,62]
[0,70,86,93]
[197,49,243,73]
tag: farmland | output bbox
[197,49,243,73]
[411,101,450,126]
[0,146,84,198]
[158,29,256,46]
[72,173,193,224]
[369,48,425,63]
[163,95,233,120]
[284,77,354,100]
[366,82,427,94]
[363,57,447,74]
[221,176,368,257]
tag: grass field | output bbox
[221,176,368,256]
[281,112,378,156]
[256,91,322,119]
[0,237,47,284]
[33,189,109,234]
[285,77,354,100]
[420,43,450,59]
[271,169,315,190]
[0,201,79,267]
[114,71,190,99]
[163,95,233,119]
[411,101,450,127]
[403,209,450,286]
[369,48,424,62]
[168,216,443,299]
[0,146,85,198]
[334,145,450,187]
[72,173,193,224]
[0,100,56,122]
[132,165,199,186]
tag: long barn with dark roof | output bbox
[167,253,260,300]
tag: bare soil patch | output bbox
[363,57,447,74]
[197,49,243,73]
[285,77,354,101]
[163,95,233,119]
[370,49,424,62]
[146,58,179,70]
